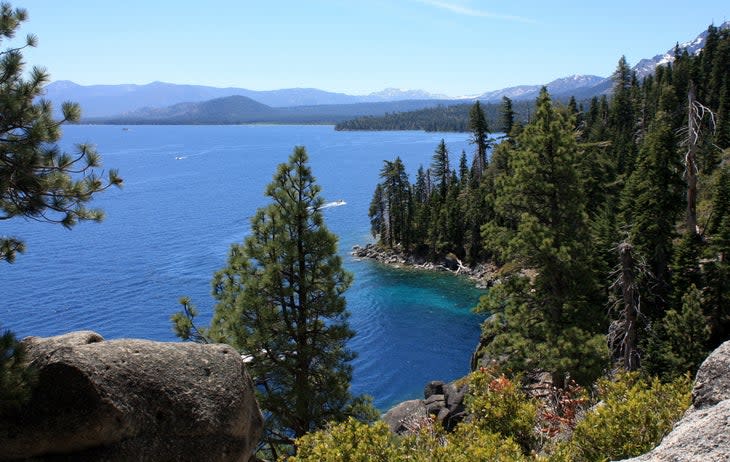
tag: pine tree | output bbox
[716,80,730,150]
[609,56,638,176]
[174,147,371,451]
[704,214,730,347]
[708,165,730,235]
[368,183,387,241]
[469,101,490,178]
[0,5,121,263]
[430,139,450,198]
[620,111,684,319]
[704,168,730,346]
[645,285,710,379]
[500,96,515,136]
[411,165,431,246]
[670,232,703,307]
[477,88,606,385]
[0,3,121,414]
[376,158,412,249]
[458,150,469,188]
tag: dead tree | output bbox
[609,240,643,371]
[684,82,716,235]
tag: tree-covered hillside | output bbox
[368,24,730,385]
[335,99,534,132]
[293,23,730,461]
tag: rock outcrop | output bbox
[0,331,263,462]
[383,379,468,434]
[621,340,730,462]
[382,399,429,434]
[351,244,498,289]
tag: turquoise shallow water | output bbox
[0,124,485,410]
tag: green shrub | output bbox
[465,368,538,453]
[290,417,403,462]
[291,413,529,461]
[416,421,528,462]
[562,372,691,461]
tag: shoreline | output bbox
[350,243,498,289]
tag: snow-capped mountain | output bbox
[363,88,449,102]
[476,85,541,102]
[545,75,606,95]
[633,20,730,79]
[470,22,730,103]
[474,75,605,103]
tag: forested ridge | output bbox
[288,24,730,460]
[334,99,534,132]
[368,25,730,385]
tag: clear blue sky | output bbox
[10,1,730,97]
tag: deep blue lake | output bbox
[0,125,485,410]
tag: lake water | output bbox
[0,124,485,410]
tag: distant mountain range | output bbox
[43,81,449,118]
[44,20,729,124]
[473,74,608,104]
[98,96,458,125]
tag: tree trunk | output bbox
[618,241,640,371]
[687,82,698,235]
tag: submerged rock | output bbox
[0,331,263,461]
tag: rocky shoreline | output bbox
[351,243,498,289]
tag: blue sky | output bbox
[11,1,730,96]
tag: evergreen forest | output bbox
[4,3,730,458]
[368,26,730,387]
[334,98,533,132]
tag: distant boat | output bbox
[175,156,187,160]
[122,127,129,131]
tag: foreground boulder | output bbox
[0,331,263,461]
[621,340,730,462]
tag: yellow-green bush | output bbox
[290,371,691,462]
[465,368,538,452]
[414,421,528,462]
[290,415,528,462]
[289,418,404,462]
[558,371,691,461]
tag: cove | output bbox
[0,124,485,410]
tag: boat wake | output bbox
[321,200,346,209]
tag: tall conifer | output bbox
[175,148,370,451]
[477,89,606,385]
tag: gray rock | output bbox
[424,380,445,399]
[1,331,263,461]
[692,340,730,409]
[443,382,465,409]
[382,399,429,434]
[621,400,730,462]
[436,407,451,424]
[621,340,730,462]
[443,253,460,271]
[424,394,446,414]
[388,378,471,435]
